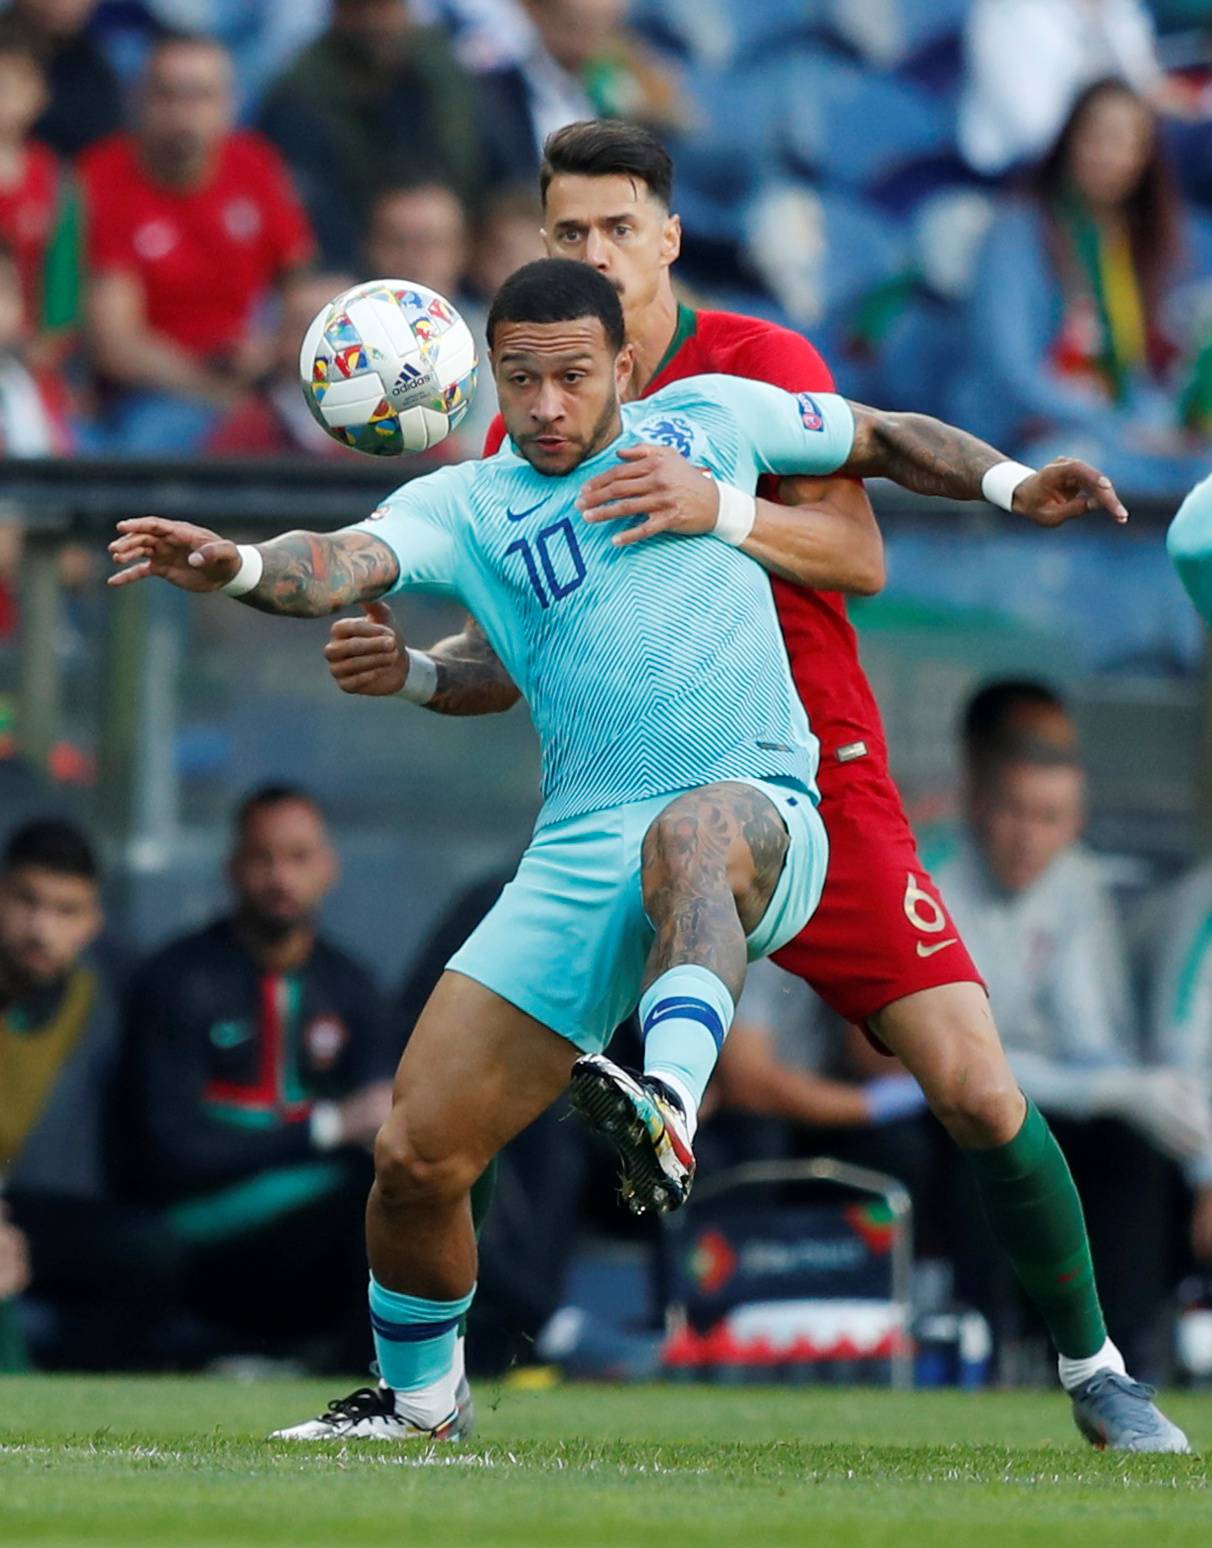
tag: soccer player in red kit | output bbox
[323,122,1186,1450]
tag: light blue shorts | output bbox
[447,779,829,1053]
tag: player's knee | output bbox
[373,1119,475,1212]
[929,1055,1024,1149]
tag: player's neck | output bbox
[624,285,682,398]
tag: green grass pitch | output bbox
[2,1376,1210,1548]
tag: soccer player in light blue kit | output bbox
[103,259,1176,1452]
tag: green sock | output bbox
[457,1159,499,1341]
[963,1097,1106,1359]
[0,1299,29,1373]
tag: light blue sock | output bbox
[640,964,736,1123]
[368,1276,475,1412]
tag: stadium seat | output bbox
[631,0,821,70]
[818,0,969,72]
[740,182,908,334]
[780,54,957,193]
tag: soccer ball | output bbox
[299,279,478,456]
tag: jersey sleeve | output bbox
[703,376,855,476]
[348,466,467,598]
[1168,473,1212,625]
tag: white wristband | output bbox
[220,543,264,597]
[310,1102,343,1151]
[713,481,758,545]
[981,460,1035,512]
[398,647,438,705]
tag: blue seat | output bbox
[817,0,969,70]
[780,54,956,191]
[633,0,822,69]
[740,182,908,333]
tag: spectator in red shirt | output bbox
[79,32,315,455]
[207,270,363,459]
[0,23,81,359]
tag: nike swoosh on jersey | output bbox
[506,498,552,522]
[916,938,958,958]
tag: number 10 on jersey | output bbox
[506,518,587,610]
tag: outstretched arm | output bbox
[843,404,1129,527]
[326,605,521,715]
[108,519,400,615]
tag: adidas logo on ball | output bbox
[390,361,440,408]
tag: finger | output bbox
[362,600,395,626]
[328,618,393,641]
[582,496,661,523]
[190,541,235,569]
[336,669,398,694]
[614,443,655,463]
[578,469,660,507]
[1053,461,1128,523]
[106,561,153,587]
[115,516,186,537]
[323,634,397,661]
[611,517,667,548]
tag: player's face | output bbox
[230,801,338,937]
[974,762,1085,894]
[0,866,102,990]
[141,43,234,173]
[543,174,680,317]
[493,317,635,476]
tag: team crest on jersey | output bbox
[637,414,701,460]
[304,1015,348,1070]
[796,393,825,431]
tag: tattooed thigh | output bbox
[640,782,789,992]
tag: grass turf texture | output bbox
[2,1378,1210,1548]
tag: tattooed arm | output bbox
[107,520,400,614]
[326,607,521,715]
[842,405,1129,527]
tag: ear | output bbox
[661,213,682,267]
[616,342,636,393]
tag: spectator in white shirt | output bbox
[959,0,1164,175]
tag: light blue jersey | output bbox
[1169,472,1212,624]
[354,374,855,828]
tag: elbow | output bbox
[847,541,886,597]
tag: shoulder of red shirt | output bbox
[78,129,296,191]
[691,308,836,394]
[480,306,838,460]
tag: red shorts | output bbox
[772,753,984,1028]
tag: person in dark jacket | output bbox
[120,785,396,1366]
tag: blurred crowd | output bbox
[6,0,1212,1385]
[0,1,1209,487]
[4,677,1212,1384]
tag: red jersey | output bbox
[484,303,889,768]
[0,141,60,326]
[79,131,314,360]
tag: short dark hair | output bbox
[962,679,1069,754]
[487,258,625,352]
[540,119,674,210]
[235,785,325,836]
[4,820,99,882]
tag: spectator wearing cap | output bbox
[79,31,314,454]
